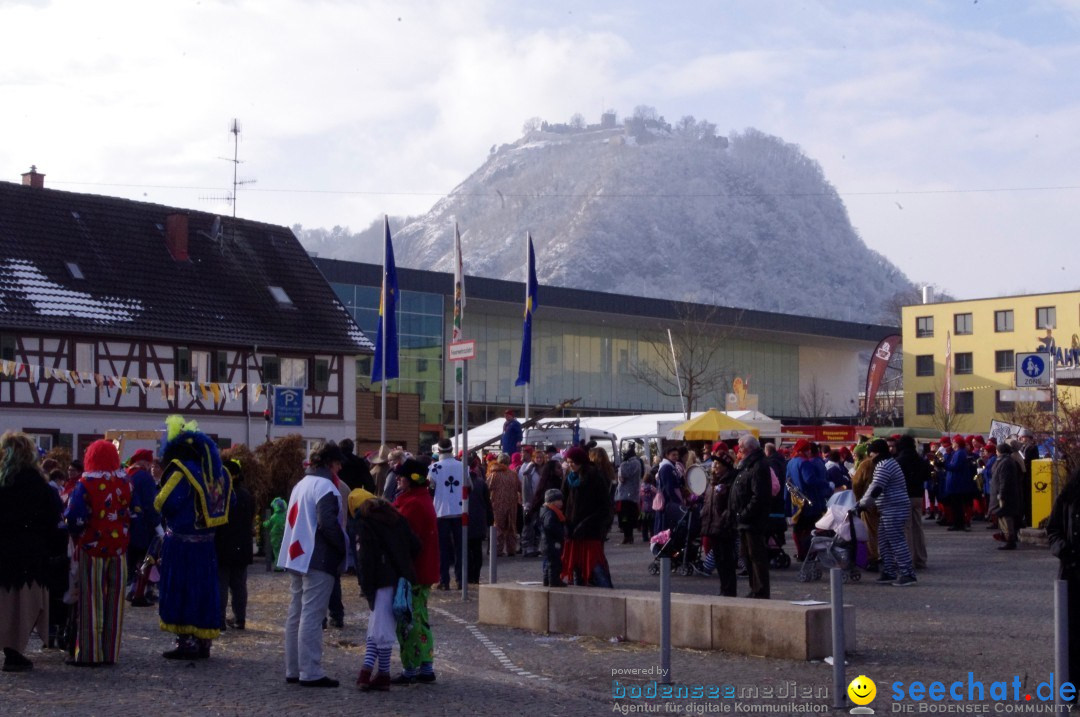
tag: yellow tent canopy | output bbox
[666,409,758,441]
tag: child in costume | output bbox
[263,497,287,570]
[349,489,418,691]
[154,416,232,660]
[539,489,567,587]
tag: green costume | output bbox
[262,497,287,568]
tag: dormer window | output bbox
[66,262,84,279]
[269,286,293,307]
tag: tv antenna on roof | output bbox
[202,118,257,218]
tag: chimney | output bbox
[921,285,935,305]
[21,165,44,189]
[165,213,190,261]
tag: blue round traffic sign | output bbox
[1022,354,1045,378]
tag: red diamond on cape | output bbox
[287,502,299,528]
[288,540,305,560]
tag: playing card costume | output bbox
[280,442,348,687]
[154,416,231,659]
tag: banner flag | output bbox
[371,216,400,383]
[515,233,538,387]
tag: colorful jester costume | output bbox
[153,416,232,659]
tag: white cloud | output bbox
[2,0,1078,298]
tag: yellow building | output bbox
[902,290,1080,433]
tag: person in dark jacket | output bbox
[699,451,737,596]
[561,446,614,587]
[944,439,975,531]
[539,489,567,587]
[0,432,63,672]
[466,455,493,584]
[1018,429,1040,527]
[216,460,254,630]
[730,436,771,599]
[895,435,929,570]
[1047,467,1080,698]
[125,449,161,602]
[349,491,418,691]
[990,443,1022,550]
[337,439,374,493]
[529,448,564,514]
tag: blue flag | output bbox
[371,217,399,383]
[515,234,538,387]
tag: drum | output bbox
[686,464,709,496]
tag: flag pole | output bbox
[380,216,388,447]
[524,233,530,421]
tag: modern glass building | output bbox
[318,257,896,444]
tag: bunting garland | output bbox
[0,360,272,405]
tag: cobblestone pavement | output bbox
[0,519,1066,716]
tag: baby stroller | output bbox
[797,492,866,583]
[648,506,700,576]
[766,515,792,569]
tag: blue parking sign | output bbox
[274,386,305,427]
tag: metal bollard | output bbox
[831,568,846,710]
[660,556,671,685]
[489,525,498,584]
[1055,580,1069,715]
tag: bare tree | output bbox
[928,381,968,434]
[799,376,832,420]
[521,116,543,135]
[629,303,742,419]
[569,113,586,129]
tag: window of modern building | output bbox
[915,355,934,377]
[995,390,1015,414]
[995,310,1014,333]
[916,316,934,338]
[916,392,934,415]
[1037,306,1057,329]
[955,352,973,375]
[955,391,974,414]
[954,313,973,335]
[995,350,1015,373]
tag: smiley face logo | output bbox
[848,675,876,706]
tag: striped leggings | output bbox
[877,513,915,579]
[76,552,126,664]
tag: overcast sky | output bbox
[3,0,1079,301]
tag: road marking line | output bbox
[431,606,549,682]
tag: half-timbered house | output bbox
[0,169,371,457]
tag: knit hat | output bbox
[711,441,729,455]
[544,488,563,503]
[565,446,589,465]
[129,448,155,466]
[792,439,811,455]
[347,487,377,517]
[83,439,123,477]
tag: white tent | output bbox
[724,410,783,437]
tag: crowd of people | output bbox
[4,414,1079,696]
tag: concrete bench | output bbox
[477,583,855,661]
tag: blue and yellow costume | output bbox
[154,416,232,659]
